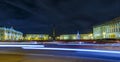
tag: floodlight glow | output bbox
[22,47,120,54]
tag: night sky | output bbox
[0,0,120,35]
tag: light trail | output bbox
[56,43,120,46]
[0,42,38,44]
[0,45,44,48]
[22,47,120,54]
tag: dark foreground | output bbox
[0,42,120,62]
[0,47,117,62]
[0,53,113,62]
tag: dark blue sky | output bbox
[0,0,120,35]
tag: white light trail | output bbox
[22,47,120,54]
[56,43,120,46]
[0,45,44,48]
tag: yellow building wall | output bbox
[59,34,78,40]
[80,33,93,40]
[24,34,50,41]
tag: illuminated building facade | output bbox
[80,33,93,40]
[56,33,93,40]
[57,34,80,40]
[0,27,23,40]
[93,17,120,39]
[24,34,51,40]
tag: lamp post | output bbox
[52,24,56,41]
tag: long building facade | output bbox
[0,27,23,40]
[93,17,120,39]
[80,33,93,40]
[56,33,93,40]
[24,34,51,41]
[57,34,78,40]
